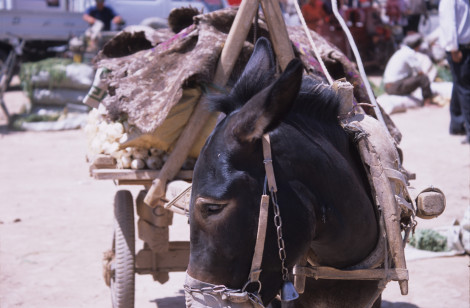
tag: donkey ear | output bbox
[233,37,276,91]
[227,59,304,143]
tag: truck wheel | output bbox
[111,190,135,308]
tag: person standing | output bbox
[83,0,123,31]
[403,0,428,35]
[383,33,434,106]
[301,0,328,34]
[439,0,470,144]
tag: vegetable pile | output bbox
[84,108,195,170]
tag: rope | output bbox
[292,0,387,128]
[329,0,387,127]
[292,0,334,85]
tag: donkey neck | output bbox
[271,123,379,269]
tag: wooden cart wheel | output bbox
[111,190,135,308]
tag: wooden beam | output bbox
[135,241,190,273]
[294,266,409,282]
[91,169,193,181]
[260,0,295,70]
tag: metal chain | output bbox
[184,284,265,307]
[184,284,240,295]
[270,189,289,281]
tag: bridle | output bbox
[184,133,298,307]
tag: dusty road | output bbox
[0,88,469,307]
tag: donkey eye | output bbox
[195,197,228,217]
[204,203,226,214]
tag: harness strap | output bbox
[247,134,277,284]
[262,134,277,192]
[249,194,270,283]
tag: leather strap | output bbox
[249,194,270,283]
[262,134,277,192]
[247,134,278,284]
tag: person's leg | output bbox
[405,14,421,34]
[385,77,418,96]
[447,52,467,135]
[386,75,432,105]
[417,74,433,100]
[455,50,470,143]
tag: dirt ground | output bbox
[0,82,469,308]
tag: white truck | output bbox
[0,0,225,64]
[0,0,226,123]
[0,0,90,63]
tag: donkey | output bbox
[185,37,381,307]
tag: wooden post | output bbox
[260,0,295,70]
[214,0,261,83]
[143,0,261,207]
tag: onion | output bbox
[146,156,163,170]
[131,158,146,170]
[149,148,164,157]
[131,148,149,160]
[119,155,132,169]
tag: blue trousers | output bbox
[447,49,470,142]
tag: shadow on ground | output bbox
[151,291,185,308]
[149,296,420,308]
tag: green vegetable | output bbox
[409,229,448,252]
[436,65,452,82]
[11,113,61,130]
[19,58,73,99]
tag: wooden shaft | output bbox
[294,266,409,281]
[143,102,211,207]
[213,0,261,86]
[260,0,295,70]
[357,138,409,295]
[144,0,261,207]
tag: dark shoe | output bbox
[461,138,470,145]
[450,129,466,136]
[422,98,432,106]
[450,122,466,135]
[423,97,440,107]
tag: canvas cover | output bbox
[91,7,402,158]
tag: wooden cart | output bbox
[89,154,193,308]
[86,2,295,307]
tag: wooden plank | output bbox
[116,179,153,186]
[91,154,116,167]
[135,241,190,273]
[92,169,193,181]
[294,266,409,282]
[168,241,190,250]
